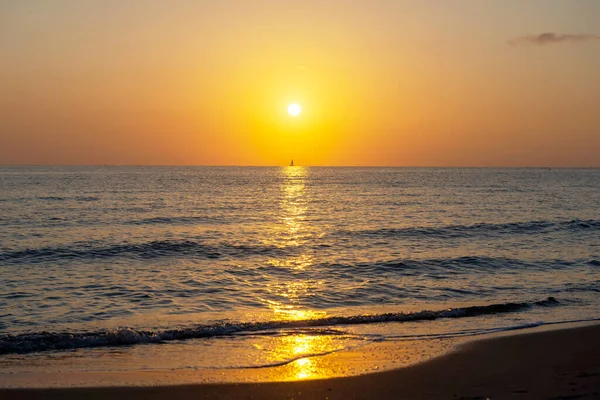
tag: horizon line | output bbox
[1,164,599,169]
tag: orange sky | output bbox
[1,1,599,166]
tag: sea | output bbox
[1,166,599,385]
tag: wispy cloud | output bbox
[509,33,600,46]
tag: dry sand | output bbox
[2,323,599,399]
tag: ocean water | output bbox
[1,167,599,383]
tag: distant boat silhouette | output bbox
[290,159,294,166]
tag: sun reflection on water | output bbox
[271,305,327,321]
[255,166,342,380]
[279,166,309,246]
[271,334,341,380]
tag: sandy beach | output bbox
[2,323,599,399]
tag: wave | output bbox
[33,196,100,202]
[0,297,558,355]
[316,256,580,276]
[0,240,289,264]
[127,216,230,226]
[353,219,600,239]
[36,196,66,201]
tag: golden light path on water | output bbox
[259,166,337,380]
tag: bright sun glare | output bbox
[288,103,301,117]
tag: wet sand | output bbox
[2,323,599,399]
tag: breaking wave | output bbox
[0,297,558,355]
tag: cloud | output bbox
[509,33,600,46]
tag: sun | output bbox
[288,103,301,117]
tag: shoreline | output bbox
[2,322,599,399]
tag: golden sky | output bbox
[1,1,599,166]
